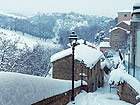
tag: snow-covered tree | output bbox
[16,44,60,76]
[0,36,20,71]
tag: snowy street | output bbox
[67,83,132,105]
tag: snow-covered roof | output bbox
[109,62,140,95]
[132,9,140,14]
[117,10,132,14]
[109,27,127,33]
[117,21,130,26]
[51,44,103,68]
[100,42,111,48]
[0,72,87,105]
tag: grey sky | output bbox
[0,0,139,17]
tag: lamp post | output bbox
[69,31,78,102]
[80,60,84,91]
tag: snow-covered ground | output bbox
[0,72,85,105]
[67,82,132,105]
[0,28,61,49]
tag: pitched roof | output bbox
[117,21,130,26]
[51,44,103,68]
[109,27,127,33]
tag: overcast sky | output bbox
[0,0,139,17]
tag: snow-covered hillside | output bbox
[0,11,26,19]
[0,72,85,105]
[0,28,61,49]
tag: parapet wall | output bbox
[32,85,88,105]
[117,81,140,105]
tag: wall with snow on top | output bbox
[109,62,140,95]
[0,72,86,105]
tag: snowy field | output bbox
[0,72,84,105]
[67,83,132,105]
[0,28,61,49]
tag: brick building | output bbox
[109,27,128,51]
[51,44,104,92]
[109,10,131,51]
[117,10,131,23]
[117,21,130,31]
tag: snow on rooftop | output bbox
[51,44,103,68]
[109,27,127,33]
[109,62,140,95]
[100,42,111,48]
[133,9,140,14]
[117,10,132,13]
[0,72,87,105]
[117,21,131,26]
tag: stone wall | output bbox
[117,81,140,104]
[32,85,88,105]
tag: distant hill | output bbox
[0,11,117,48]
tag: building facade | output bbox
[117,21,130,31]
[51,44,104,92]
[109,10,131,51]
[109,27,128,51]
[130,4,140,81]
[117,11,131,23]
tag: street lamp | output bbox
[69,31,78,102]
[80,60,84,91]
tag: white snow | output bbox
[46,67,53,78]
[67,82,132,105]
[0,11,26,19]
[137,102,140,105]
[51,44,103,68]
[133,9,140,14]
[100,42,111,48]
[51,48,72,62]
[117,21,131,26]
[101,58,112,69]
[117,10,132,13]
[0,72,87,105]
[109,27,127,33]
[0,28,61,49]
[109,62,140,95]
[67,39,96,48]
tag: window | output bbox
[115,35,119,40]
[124,14,127,17]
